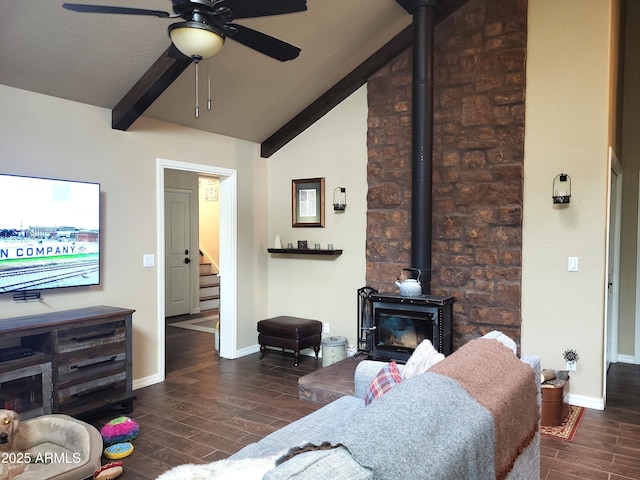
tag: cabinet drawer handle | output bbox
[71,356,117,370]
[70,331,118,343]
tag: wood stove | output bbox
[359,292,454,363]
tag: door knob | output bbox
[184,257,191,264]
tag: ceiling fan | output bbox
[62,0,307,62]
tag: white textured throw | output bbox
[482,331,517,354]
[401,339,444,379]
[155,456,278,480]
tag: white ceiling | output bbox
[0,0,412,143]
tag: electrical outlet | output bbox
[323,322,330,334]
[566,361,577,372]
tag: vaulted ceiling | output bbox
[0,1,466,157]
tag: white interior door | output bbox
[606,172,617,367]
[606,148,622,371]
[165,190,191,317]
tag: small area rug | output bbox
[168,315,218,334]
[540,405,585,441]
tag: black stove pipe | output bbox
[410,1,436,295]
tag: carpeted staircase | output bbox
[199,259,220,311]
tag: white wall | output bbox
[267,86,368,351]
[0,85,268,383]
[521,0,617,408]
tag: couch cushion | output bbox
[364,361,402,405]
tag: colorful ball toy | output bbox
[100,416,140,445]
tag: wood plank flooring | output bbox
[89,312,322,479]
[540,362,640,480]
[88,314,640,479]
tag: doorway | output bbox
[156,158,238,382]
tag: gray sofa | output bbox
[158,336,541,480]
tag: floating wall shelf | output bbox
[267,248,342,256]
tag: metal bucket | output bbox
[321,336,348,367]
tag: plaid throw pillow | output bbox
[364,361,402,405]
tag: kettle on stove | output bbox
[395,268,422,297]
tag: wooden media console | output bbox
[0,305,135,419]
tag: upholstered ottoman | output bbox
[258,316,322,367]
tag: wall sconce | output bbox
[552,173,571,204]
[333,187,346,211]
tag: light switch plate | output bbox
[143,254,155,268]
[568,257,578,272]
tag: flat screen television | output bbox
[0,173,100,294]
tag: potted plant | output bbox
[563,349,579,371]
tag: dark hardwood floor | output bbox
[540,362,640,480]
[89,315,640,479]
[89,311,322,479]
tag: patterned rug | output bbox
[168,315,218,334]
[540,405,585,441]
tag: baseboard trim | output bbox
[133,373,163,390]
[567,393,604,411]
[617,354,637,364]
[234,344,260,358]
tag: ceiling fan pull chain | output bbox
[207,60,212,111]
[195,60,200,118]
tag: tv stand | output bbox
[0,306,135,419]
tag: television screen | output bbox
[0,174,100,293]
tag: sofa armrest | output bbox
[521,354,542,407]
[353,360,405,399]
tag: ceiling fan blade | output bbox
[224,0,306,19]
[62,3,172,18]
[225,23,300,61]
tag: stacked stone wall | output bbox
[366,0,528,346]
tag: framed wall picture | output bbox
[292,177,325,227]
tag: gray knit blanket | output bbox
[224,339,538,480]
[321,372,496,480]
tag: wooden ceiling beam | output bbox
[260,25,412,158]
[112,49,192,131]
[111,0,469,142]
[260,0,470,158]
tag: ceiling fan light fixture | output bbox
[168,21,224,61]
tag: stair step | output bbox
[200,294,220,302]
[201,298,220,310]
[200,285,219,297]
[199,262,215,275]
[200,274,219,287]
[198,263,219,310]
